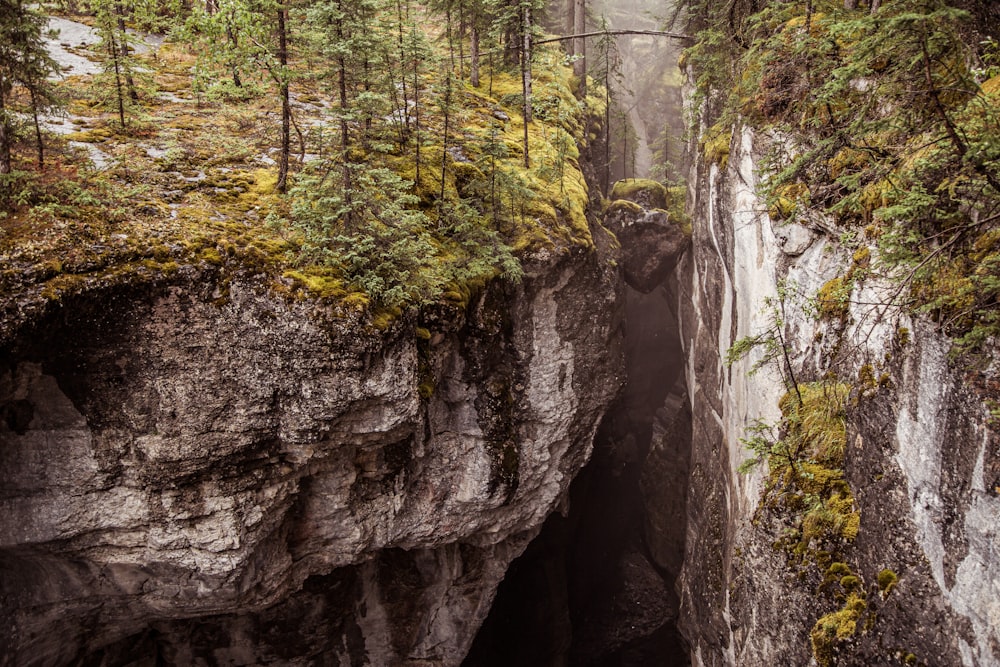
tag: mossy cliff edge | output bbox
[676,2,1000,665]
[0,15,628,666]
[0,214,624,665]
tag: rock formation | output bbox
[0,240,624,665]
[677,121,1000,666]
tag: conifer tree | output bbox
[0,0,59,174]
[92,0,146,129]
[183,0,294,189]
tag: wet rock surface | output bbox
[604,192,689,294]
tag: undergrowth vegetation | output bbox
[739,379,865,667]
[684,0,1000,356]
[0,1,603,322]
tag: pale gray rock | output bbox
[0,240,623,665]
[772,220,813,256]
[677,118,1000,667]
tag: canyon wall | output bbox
[678,121,1000,666]
[0,238,623,665]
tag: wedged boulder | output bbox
[609,178,669,210]
[605,198,689,293]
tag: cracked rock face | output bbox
[679,122,1000,667]
[0,245,623,665]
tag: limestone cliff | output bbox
[678,120,1000,666]
[0,238,623,665]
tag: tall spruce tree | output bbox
[183,0,294,189]
[92,0,146,129]
[0,0,59,174]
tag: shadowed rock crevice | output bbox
[464,269,691,666]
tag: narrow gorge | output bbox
[2,0,1000,665]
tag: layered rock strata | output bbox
[0,240,623,665]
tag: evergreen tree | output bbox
[92,0,147,129]
[0,0,59,174]
[182,0,294,189]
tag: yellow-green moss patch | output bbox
[609,178,669,209]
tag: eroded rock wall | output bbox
[0,242,623,665]
[678,122,1000,666]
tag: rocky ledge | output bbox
[0,237,623,665]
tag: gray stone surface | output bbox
[605,204,689,294]
[0,242,623,665]
[677,119,1000,666]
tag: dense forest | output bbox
[0,0,619,324]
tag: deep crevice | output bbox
[464,282,692,667]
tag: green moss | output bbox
[199,247,223,265]
[606,199,644,216]
[64,127,114,143]
[371,306,402,330]
[828,147,869,179]
[282,269,348,300]
[778,382,850,465]
[852,246,871,267]
[40,274,89,301]
[768,182,810,221]
[877,568,898,596]
[826,562,851,577]
[817,276,851,321]
[701,122,732,169]
[896,326,910,347]
[667,184,692,236]
[858,363,876,390]
[810,592,867,667]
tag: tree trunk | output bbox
[441,6,453,199]
[565,0,575,52]
[470,25,480,87]
[395,0,409,129]
[843,0,857,9]
[336,0,353,207]
[603,55,610,193]
[869,0,880,13]
[226,23,242,87]
[276,4,290,193]
[457,0,465,79]
[115,1,139,102]
[413,32,421,184]
[109,31,127,129]
[521,2,532,168]
[573,0,586,95]
[0,78,11,175]
[30,88,44,169]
